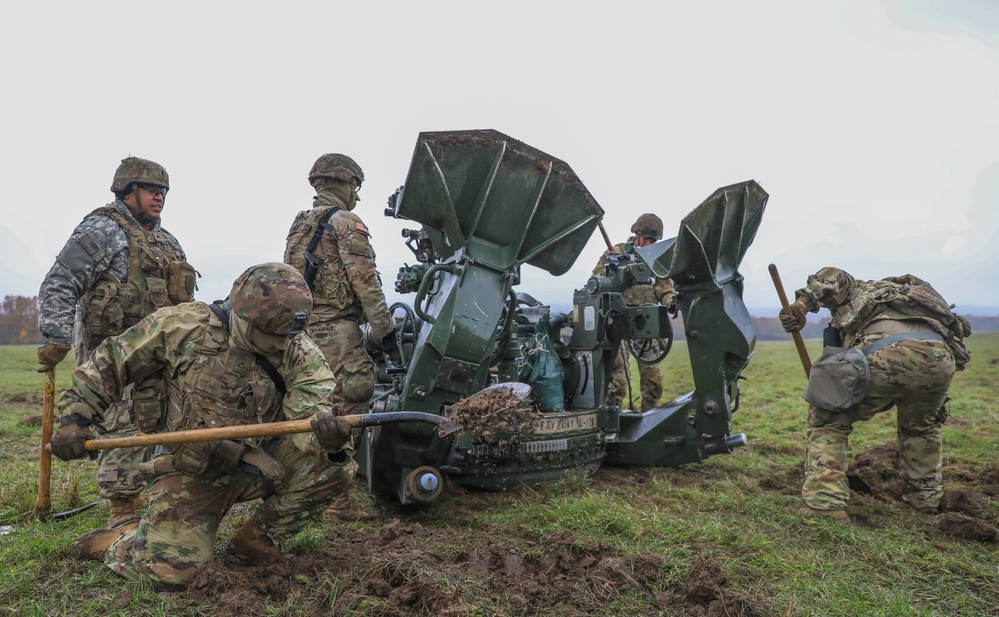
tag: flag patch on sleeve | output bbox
[354,222,370,235]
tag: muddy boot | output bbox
[800,506,849,522]
[68,515,140,561]
[107,495,146,526]
[322,494,376,523]
[227,520,288,566]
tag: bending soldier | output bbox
[780,267,966,520]
[284,153,397,522]
[37,157,195,525]
[50,263,352,590]
[593,213,674,411]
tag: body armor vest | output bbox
[286,205,359,319]
[78,207,189,356]
[166,310,285,475]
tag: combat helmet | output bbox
[631,213,663,241]
[229,263,313,336]
[110,157,169,193]
[308,153,364,188]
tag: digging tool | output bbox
[45,412,461,453]
[597,221,615,253]
[33,368,55,520]
[768,263,811,378]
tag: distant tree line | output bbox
[0,295,43,345]
[670,314,998,342]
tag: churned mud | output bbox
[174,521,765,616]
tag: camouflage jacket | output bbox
[592,241,674,306]
[59,302,336,457]
[283,195,394,338]
[794,267,940,347]
[38,200,186,346]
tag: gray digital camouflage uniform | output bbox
[38,199,187,501]
[592,242,674,411]
[793,267,958,513]
[58,300,342,589]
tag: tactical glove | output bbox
[50,414,97,461]
[37,342,72,373]
[378,326,399,353]
[311,410,351,452]
[779,301,808,333]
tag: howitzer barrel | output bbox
[44,412,461,452]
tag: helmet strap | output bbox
[125,184,157,229]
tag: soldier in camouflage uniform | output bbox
[284,153,397,522]
[780,267,959,521]
[49,263,353,590]
[37,157,196,525]
[592,214,675,411]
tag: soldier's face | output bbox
[123,184,166,221]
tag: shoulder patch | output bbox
[78,233,100,256]
[354,222,370,236]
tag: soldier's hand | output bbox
[311,410,351,452]
[37,342,71,373]
[378,326,398,353]
[49,415,97,461]
[779,301,808,333]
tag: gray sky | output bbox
[2,0,997,316]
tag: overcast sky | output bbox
[2,1,997,318]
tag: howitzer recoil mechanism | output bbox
[359,129,768,504]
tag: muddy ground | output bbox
[144,441,995,616]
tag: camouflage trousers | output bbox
[96,385,152,499]
[104,436,345,589]
[309,320,375,417]
[803,338,955,512]
[606,342,663,412]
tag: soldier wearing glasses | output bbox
[37,157,196,525]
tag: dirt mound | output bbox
[23,414,43,426]
[444,383,540,446]
[940,488,988,517]
[178,520,767,616]
[938,513,998,543]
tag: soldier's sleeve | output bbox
[592,250,610,277]
[57,306,205,424]
[279,334,337,453]
[38,218,126,345]
[333,214,395,339]
[655,277,675,306]
[794,267,854,313]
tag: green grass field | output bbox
[1,334,997,616]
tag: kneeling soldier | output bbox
[50,263,352,590]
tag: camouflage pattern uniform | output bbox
[284,154,395,520]
[38,160,190,503]
[57,264,344,589]
[794,267,957,513]
[592,215,674,412]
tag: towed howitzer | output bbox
[359,129,767,504]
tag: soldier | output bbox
[284,153,397,522]
[37,157,195,525]
[593,213,674,411]
[780,267,963,521]
[49,263,353,590]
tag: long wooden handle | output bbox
[768,264,811,378]
[33,368,55,519]
[46,411,461,452]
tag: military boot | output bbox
[321,493,376,523]
[67,515,140,561]
[107,495,147,526]
[227,520,288,566]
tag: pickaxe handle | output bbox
[33,368,55,519]
[45,411,461,452]
[768,263,811,378]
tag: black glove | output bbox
[49,414,97,461]
[310,410,351,452]
[37,342,71,373]
[779,301,808,333]
[378,326,398,353]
